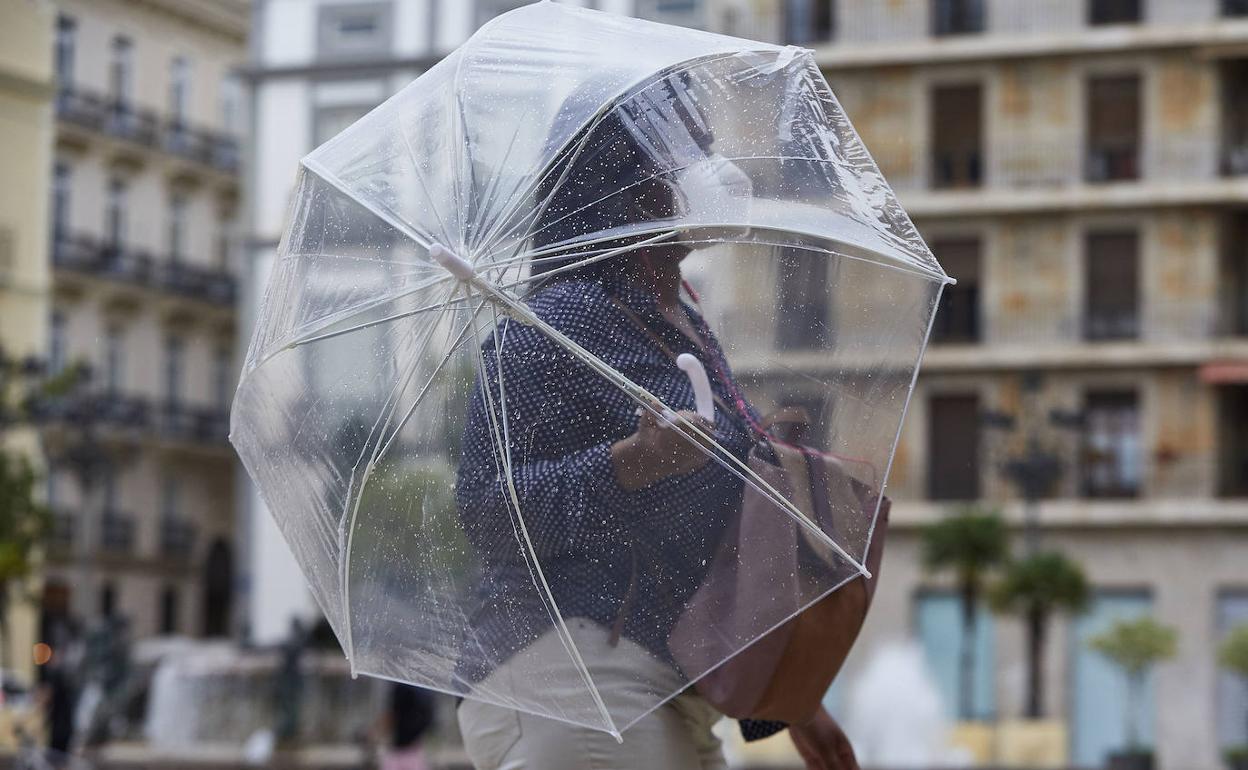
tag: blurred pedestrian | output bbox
[378,684,434,770]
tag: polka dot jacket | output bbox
[453,269,786,742]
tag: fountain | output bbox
[842,639,973,767]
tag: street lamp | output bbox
[981,371,1084,554]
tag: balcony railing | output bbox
[810,0,1241,47]
[161,261,237,306]
[107,103,160,147]
[1085,144,1141,183]
[52,233,236,305]
[99,510,136,554]
[54,85,238,174]
[938,301,1248,348]
[165,122,240,174]
[871,137,1229,193]
[159,516,196,559]
[159,402,230,445]
[52,232,155,285]
[30,393,228,448]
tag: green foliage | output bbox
[921,504,1010,581]
[1089,616,1178,676]
[0,452,50,583]
[1220,625,1248,679]
[990,550,1089,617]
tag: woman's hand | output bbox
[610,408,715,491]
[789,708,860,770]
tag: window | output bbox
[162,472,180,518]
[1217,591,1248,751]
[52,162,71,239]
[930,238,982,343]
[783,0,835,43]
[928,393,981,500]
[915,590,996,720]
[1223,61,1248,176]
[169,56,191,126]
[104,325,125,395]
[49,310,67,376]
[56,15,76,88]
[932,0,986,36]
[164,336,184,407]
[1226,0,1248,17]
[312,103,374,146]
[106,177,128,249]
[219,75,241,135]
[168,193,188,262]
[99,583,117,618]
[1081,390,1141,498]
[160,586,180,634]
[1217,385,1248,497]
[775,248,830,350]
[931,84,983,189]
[214,347,232,412]
[109,36,133,107]
[317,2,393,60]
[1086,75,1141,182]
[1084,230,1139,341]
[1089,0,1143,24]
[215,214,234,271]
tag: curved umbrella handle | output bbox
[676,353,715,423]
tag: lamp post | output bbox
[982,371,1084,554]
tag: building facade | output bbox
[717,1,1248,768]
[0,0,55,686]
[42,0,247,641]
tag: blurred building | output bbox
[0,0,55,685]
[239,0,717,645]
[714,1,1248,768]
[40,0,247,642]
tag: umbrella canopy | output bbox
[232,0,950,739]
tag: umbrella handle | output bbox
[676,353,715,423]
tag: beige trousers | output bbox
[457,618,727,770]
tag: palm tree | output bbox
[920,504,1009,720]
[990,550,1089,718]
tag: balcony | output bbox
[161,261,237,306]
[1085,144,1141,183]
[931,149,983,189]
[99,510,136,555]
[158,402,230,445]
[52,232,155,287]
[54,84,238,175]
[165,122,240,174]
[53,233,236,305]
[159,516,196,559]
[55,87,108,130]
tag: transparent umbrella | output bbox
[231,0,950,739]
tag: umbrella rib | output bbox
[468,300,618,739]
[468,106,531,255]
[283,294,480,350]
[340,286,489,673]
[398,118,455,247]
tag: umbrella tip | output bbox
[430,243,475,281]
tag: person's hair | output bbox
[528,107,680,286]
